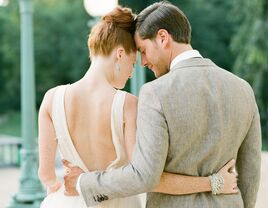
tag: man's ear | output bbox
[156,29,170,48]
[116,47,124,60]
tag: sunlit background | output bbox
[0,0,8,7]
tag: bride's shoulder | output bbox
[41,85,61,103]
[39,85,65,116]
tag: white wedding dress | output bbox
[40,85,146,208]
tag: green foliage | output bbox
[0,2,20,113]
[0,0,90,112]
[182,0,236,70]
[119,0,148,13]
[0,111,21,137]
[231,0,268,146]
[34,0,90,107]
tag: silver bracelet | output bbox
[209,173,224,195]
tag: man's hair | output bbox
[88,6,136,57]
[135,1,191,43]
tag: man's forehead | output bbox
[134,33,144,51]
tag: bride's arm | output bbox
[154,172,210,194]
[153,159,237,195]
[124,93,237,195]
[38,88,61,194]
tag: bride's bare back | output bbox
[64,81,117,171]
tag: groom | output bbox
[64,2,261,208]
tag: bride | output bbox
[38,6,237,208]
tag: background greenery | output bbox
[0,0,267,150]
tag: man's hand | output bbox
[62,159,84,196]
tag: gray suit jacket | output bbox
[80,58,261,208]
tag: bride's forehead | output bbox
[128,52,137,60]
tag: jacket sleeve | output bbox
[79,83,169,206]
[236,95,262,208]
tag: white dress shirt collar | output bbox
[170,50,203,70]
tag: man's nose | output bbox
[141,55,148,67]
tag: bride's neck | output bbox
[82,56,115,87]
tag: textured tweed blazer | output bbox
[80,58,261,208]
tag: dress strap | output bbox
[52,85,68,143]
[51,85,88,172]
[108,90,128,169]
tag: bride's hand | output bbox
[217,159,238,194]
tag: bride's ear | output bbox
[116,47,125,60]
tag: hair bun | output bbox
[88,6,137,57]
[102,6,135,30]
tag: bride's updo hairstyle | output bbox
[88,6,136,57]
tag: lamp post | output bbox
[7,0,45,207]
[83,0,145,95]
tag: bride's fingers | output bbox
[233,186,239,193]
[233,182,237,188]
[229,169,238,179]
[229,166,238,176]
[234,170,238,177]
[224,159,236,171]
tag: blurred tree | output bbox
[120,0,148,13]
[0,0,91,111]
[179,0,236,70]
[0,2,20,114]
[34,0,90,106]
[231,0,268,148]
